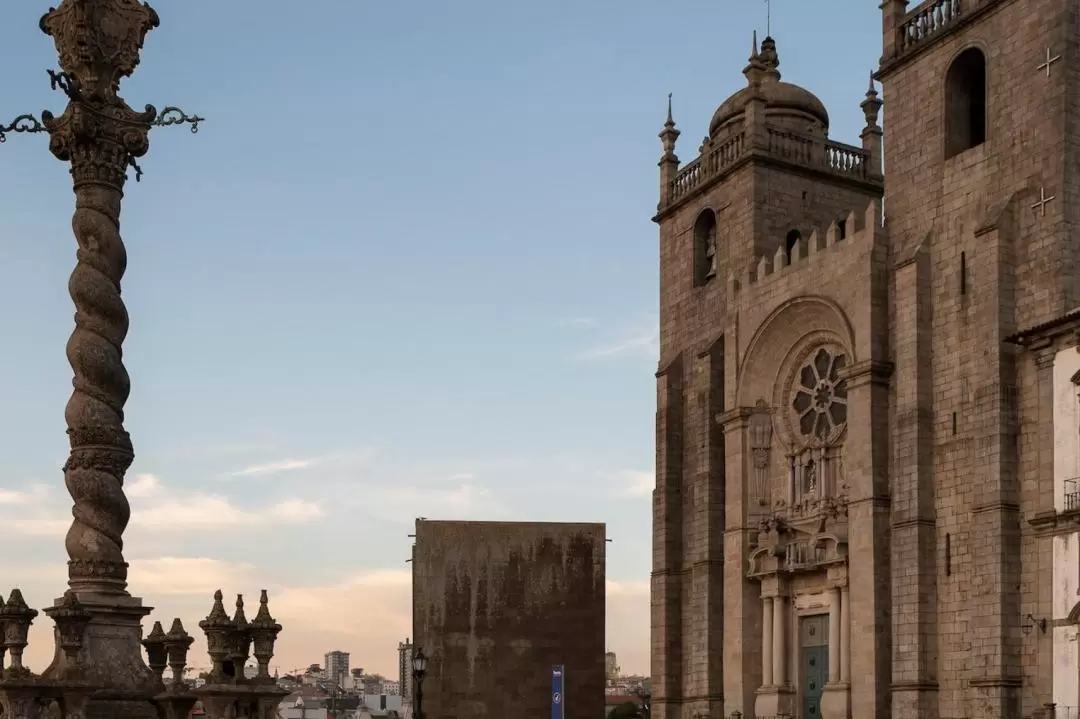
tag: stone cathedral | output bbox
[650,1,1080,719]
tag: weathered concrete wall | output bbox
[412,520,606,719]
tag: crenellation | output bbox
[733,198,883,298]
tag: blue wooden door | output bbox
[800,615,829,719]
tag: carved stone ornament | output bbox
[36,2,159,594]
[786,343,849,447]
[40,1,160,106]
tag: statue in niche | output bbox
[803,459,817,494]
[749,400,772,505]
[705,223,717,279]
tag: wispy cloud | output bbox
[10,517,70,537]
[127,474,162,498]
[225,448,378,480]
[615,470,654,497]
[228,458,316,477]
[363,481,510,524]
[133,494,323,530]
[573,315,659,361]
[0,484,51,506]
[0,473,324,539]
[129,557,258,595]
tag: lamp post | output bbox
[0,3,201,717]
[411,649,428,719]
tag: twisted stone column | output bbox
[40,0,159,597]
[62,177,136,593]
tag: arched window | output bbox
[785,229,801,261]
[693,210,717,286]
[837,217,847,240]
[945,48,987,158]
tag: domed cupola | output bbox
[708,35,830,139]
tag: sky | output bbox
[0,0,881,679]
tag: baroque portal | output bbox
[750,339,851,719]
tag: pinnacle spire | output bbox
[658,93,680,160]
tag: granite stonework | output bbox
[412,520,606,719]
[0,3,268,719]
[651,1,1080,718]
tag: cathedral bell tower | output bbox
[651,33,885,719]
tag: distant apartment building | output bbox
[324,650,350,687]
[397,638,413,700]
[604,652,619,682]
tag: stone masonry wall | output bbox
[878,0,1072,715]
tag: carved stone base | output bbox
[45,593,158,719]
[820,682,850,719]
[755,685,795,718]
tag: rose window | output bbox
[791,347,848,438]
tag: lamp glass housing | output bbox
[412,650,428,674]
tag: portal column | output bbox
[772,595,786,687]
[821,566,852,719]
[755,576,794,719]
[828,588,841,683]
[840,585,851,682]
[762,596,774,687]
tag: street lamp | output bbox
[411,649,428,719]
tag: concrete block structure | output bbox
[411,520,605,719]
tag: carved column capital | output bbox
[836,359,893,389]
[1033,347,1057,371]
[716,406,757,430]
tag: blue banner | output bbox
[551,665,564,719]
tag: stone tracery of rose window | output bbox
[791,347,848,440]
[784,345,849,512]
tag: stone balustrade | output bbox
[896,0,965,56]
[783,539,829,571]
[667,130,872,206]
[0,587,287,719]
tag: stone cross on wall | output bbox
[1037,47,1061,77]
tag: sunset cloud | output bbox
[0,474,324,540]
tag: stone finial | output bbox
[659,93,680,160]
[1,589,38,677]
[143,621,168,682]
[232,594,248,630]
[861,71,883,128]
[165,618,195,687]
[250,590,283,684]
[759,35,781,80]
[199,590,234,682]
[230,595,252,682]
[49,590,92,673]
[743,31,767,89]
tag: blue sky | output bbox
[0,0,881,677]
